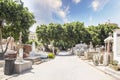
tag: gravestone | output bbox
[89,42,94,52]
[15,32,32,73]
[23,44,32,53]
[16,32,24,62]
[29,42,36,57]
[7,37,15,50]
[113,29,120,64]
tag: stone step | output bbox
[34,61,43,65]
[105,67,120,80]
[24,56,41,65]
[33,58,41,62]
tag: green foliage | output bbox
[87,23,119,46]
[48,53,55,59]
[112,60,118,66]
[36,22,90,50]
[0,0,35,43]
[36,22,119,50]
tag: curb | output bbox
[82,59,120,80]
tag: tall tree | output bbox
[0,0,35,42]
[0,0,35,55]
[87,23,119,46]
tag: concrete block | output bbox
[14,60,32,73]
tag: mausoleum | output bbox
[113,29,120,64]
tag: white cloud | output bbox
[91,0,110,11]
[22,0,69,32]
[73,0,81,4]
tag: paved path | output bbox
[6,56,116,80]
[57,51,72,56]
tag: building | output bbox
[28,32,38,41]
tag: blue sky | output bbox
[22,0,120,32]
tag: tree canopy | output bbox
[87,23,119,46]
[36,22,119,50]
[0,0,35,43]
[36,22,91,50]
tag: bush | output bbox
[112,60,118,66]
[93,54,99,66]
[48,53,55,59]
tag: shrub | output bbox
[48,53,55,59]
[93,54,99,66]
[112,60,118,66]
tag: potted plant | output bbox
[94,59,99,66]
[93,54,99,66]
[109,60,119,71]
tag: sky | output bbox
[21,0,120,32]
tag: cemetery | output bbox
[0,0,120,80]
[74,31,120,71]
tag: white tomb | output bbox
[29,42,36,57]
[15,32,32,73]
[103,32,113,66]
[113,29,120,64]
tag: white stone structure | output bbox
[89,42,94,52]
[15,32,32,73]
[29,42,36,57]
[28,32,38,41]
[113,29,120,64]
[103,32,113,66]
[29,32,38,57]
[7,37,16,50]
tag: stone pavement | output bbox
[83,59,120,80]
[57,51,72,56]
[1,56,117,80]
[0,60,4,68]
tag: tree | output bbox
[36,24,49,45]
[0,0,35,42]
[0,0,35,54]
[36,21,119,51]
[87,23,119,46]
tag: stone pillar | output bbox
[105,43,107,52]
[103,42,109,66]
[29,42,36,57]
[107,41,110,53]
[113,29,120,64]
[32,42,35,52]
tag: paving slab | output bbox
[1,56,117,80]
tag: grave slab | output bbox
[14,60,32,74]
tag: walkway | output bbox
[4,56,116,80]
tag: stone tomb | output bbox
[25,42,42,65]
[24,56,42,65]
[103,32,113,66]
[14,32,32,73]
[15,61,32,73]
[113,29,120,64]
[84,42,98,60]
